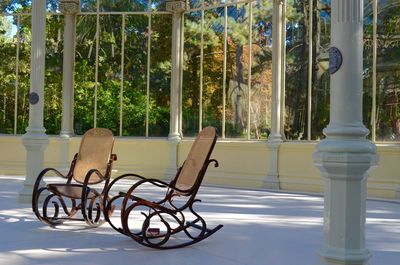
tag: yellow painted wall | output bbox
[178,140,270,188]
[0,135,399,200]
[0,136,26,175]
[278,142,323,193]
[112,137,175,178]
[368,144,400,199]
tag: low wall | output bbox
[179,140,270,188]
[0,135,399,200]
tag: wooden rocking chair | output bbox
[103,126,223,249]
[32,128,117,227]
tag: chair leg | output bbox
[33,187,88,226]
[34,190,75,226]
[119,202,223,249]
[186,219,224,240]
[82,194,106,227]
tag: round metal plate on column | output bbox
[29,92,39,105]
[329,47,342,75]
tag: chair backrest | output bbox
[174,126,217,194]
[72,128,115,184]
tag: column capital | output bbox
[166,0,189,13]
[332,0,363,24]
[60,0,80,15]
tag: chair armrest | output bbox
[102,173,150,229]
[32,167,69,210]
[83,168,107,185]
[80,169,110,201]
[121,177,180,207]
[66,153,79,177]
[125,178,172,192]
[106,173,148,194]
[34,167,69,185]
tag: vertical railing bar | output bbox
[280,0,287,140]
[199,0,205,132]
[14,15,21,135]
[307,0,313,140]
[94,0,100,128]
[222,5,228,139]
[371,0,377,142]
[247,1,253,140]
[145,2,152,137]
[3,94,5,127]
[119,14,126,137]
[179,13,185,137]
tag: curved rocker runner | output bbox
[104,126,223,249]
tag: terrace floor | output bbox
[0,175,399,265]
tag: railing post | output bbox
[20,0,49,203]
[313,1,379,264]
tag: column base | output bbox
[262,174,280,189]
[264,139,282,190]
[19,178,44,204]
[395,186,400,201]
[268,133,283,143]
[165,137,181,181]
[59,135,72,175]
[168,133,181,142]
[20,131,49,204]
[314,138,378,265]
[318,245,371,265]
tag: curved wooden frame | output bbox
[32,128,117,227]
[103,126,223,249]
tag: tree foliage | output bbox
[0,0,399,141]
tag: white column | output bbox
[166,0,186,177]
[60,0,79,137]
[20,0,49,203]
[280,0,286,139]
[307,0,313,140]
[167,0,186,141]
[59,0,80,174]
[264,0,284,189]
[371,0,377,142]
[313,1,379,264]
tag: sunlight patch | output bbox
[4,217,19,223]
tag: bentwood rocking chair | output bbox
[32,128,117,227]
[103,126,223,249]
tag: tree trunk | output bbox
[235,45,244,133]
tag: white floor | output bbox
[0,176,399,265]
